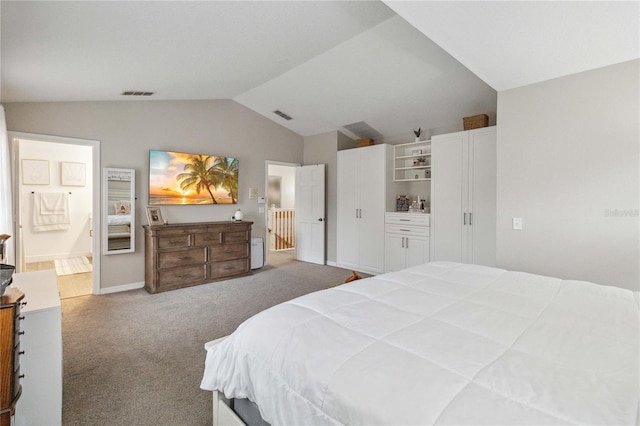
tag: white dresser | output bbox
[384,212,430,272]
[11,270,62,426]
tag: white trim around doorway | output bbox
[9,131,101,295]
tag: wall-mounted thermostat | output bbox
[257,196,266,204]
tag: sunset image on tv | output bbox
[149,150,238,205]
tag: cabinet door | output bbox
[431,132,466,262]
[384,234,406,272]
[469,129,496,266]
[406,236,429,268]
[358,145,386,273]
[336,148,361,269]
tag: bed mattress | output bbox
[201,262,639,425]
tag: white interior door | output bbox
[295,164,325,265]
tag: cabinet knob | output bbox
[18,316,25,320]
[18,331,25,335]
[19,350,25,355]
[18,374,25,379]
[20,301,27,307]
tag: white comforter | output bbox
[107,214,131,226]
[201,262,639,425]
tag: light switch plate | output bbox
[512,217,523,230]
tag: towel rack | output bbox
[31,191,72,194]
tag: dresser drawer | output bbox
[210,243,249,261]
[222,230,249,244]
[157,248,205,268]
[385,212,430,226]
[157,265,206,288]
[192,232,222,246]
[157,234,191,249]
[154,225,207,236]
[209,259,249,278]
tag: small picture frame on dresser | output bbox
[146,206,164,226]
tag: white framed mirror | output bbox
[103,168,135,255]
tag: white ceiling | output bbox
[1,1,637,139]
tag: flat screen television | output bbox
[149,150,238,205]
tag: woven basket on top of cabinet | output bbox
[463,114,489,130]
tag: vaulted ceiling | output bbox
[1,1,637,139]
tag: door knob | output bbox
[318,218,324,222]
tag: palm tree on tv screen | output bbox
[177,155,220,204]
[212,157,239,204]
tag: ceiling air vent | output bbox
[122,91,155,96]
[273,110,293,121]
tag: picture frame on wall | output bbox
[61,162,86,186]
[22,159,50,185]
[146,206,164,226]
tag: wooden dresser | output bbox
[1,287,25,426]
[144,221,253,293]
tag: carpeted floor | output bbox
[61,256,358,425]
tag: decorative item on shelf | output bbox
[463,114,489,130]
[396,195,410,212]
[413,128,422,142]
[233,209,244,221]
[356,138,374,148]
[413,156,427,166]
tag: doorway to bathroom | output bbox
[10,132,100,298]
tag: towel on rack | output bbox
[39,192,66,214]
[33,192,70,232]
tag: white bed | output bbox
[201,262,639,425]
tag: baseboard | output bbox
[326,260,337,267]
[25,251,93,264]
[99,281,144,294]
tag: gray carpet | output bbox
[61,254,358,425]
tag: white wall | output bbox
[6,100,303,290]
[496,59,639,290]
[19,140,93,262]
[268,164,295,209]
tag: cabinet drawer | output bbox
[209,259,249,278]
[210,243,249,261]
[157,248,205,268]
[385,224,429,237]
[193,232,222,246]
[157,265,206,288]
[385,213,430,226]
[158,234,191,249]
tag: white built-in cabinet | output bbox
[384,212,430,272]
[431,126,496,266]
[337,144,392,275]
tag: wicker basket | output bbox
[356,138,374,147]
[463,114,489,130]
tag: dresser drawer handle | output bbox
[178,256,192,260]
[400,229,411,232]
[19,350,25,355]
[18,316,25,320]
[399,219,410,221]
[20,302,27,307]
[18,331,25,336]
[18,374,24,379]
